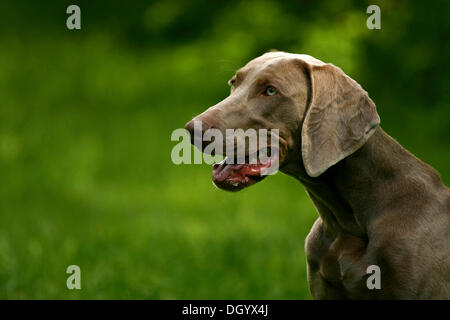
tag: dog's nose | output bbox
[184,118,213,145]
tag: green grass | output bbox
[0,35,320,299]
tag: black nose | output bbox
[184,118,213,146]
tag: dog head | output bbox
[185,51,380,190]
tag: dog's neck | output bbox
[281,128,431,238]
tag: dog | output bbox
[185,51,450,299]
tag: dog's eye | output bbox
[263,86,277,96]
[229,78,236,86]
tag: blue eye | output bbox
[264,86,277,96]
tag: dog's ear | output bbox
[300,62,380,177]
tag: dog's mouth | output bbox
[212,148,279,191]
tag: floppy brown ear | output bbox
[301,63,380,177]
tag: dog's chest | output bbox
[305,218,369,297]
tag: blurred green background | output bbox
[0,0,448,299]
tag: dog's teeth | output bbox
[213,158,227,167]
[232,182,239,187]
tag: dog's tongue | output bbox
[212,161,240,183]
[212,159,269,183]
